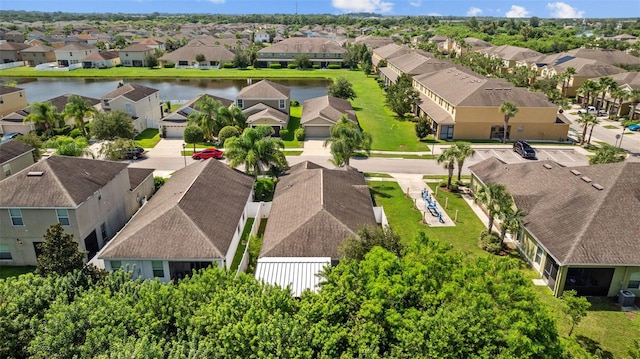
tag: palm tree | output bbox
[498,207,526,248]
[228,105,247,129]
[437,146,458,190]
[475,182,512,233]
[596,77,616,111]
[499,101,518,144]
[63,95,97,136]
[323,116,372,167]
[589,143,625,164]
[191,95,223,141]
[23,101,61,136]
[452,142,475,182]
[586,115,602,145]
[561,67,576,98]
[611,87,629,117]
[575,113,594,146]
[225,125,287,177]
[577,80,599,108]
[628,88,640,121]
[187,112,214,142]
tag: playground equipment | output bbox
[421,188,445,224]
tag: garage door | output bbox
[163,125,185,138]
[304,126,330,138]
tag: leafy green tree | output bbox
[499,101,518,144]
[629,340,640,359]
[91,111,135,140]
[385,74,420,117]
[99,138,138,161]
[628,88,640,121]
[475,182,513,233]
[233,50,250,69]
[36,224,86,276]
[451,141,475,182]
[217,125,239,145]
[327,76,357,100]
[194,53,206,64]
[437,146,457,190]
[561,67,576,98]
[183,124,204,152]
[144,53,158,68]
[339,226,403,261]
[294,54,311,69]
[323,115,372,167]
[585,115,601,145]
[45,135,92,157]
[153,176,166,191]
[589,143,625,164]
[561,290,590,336]
[577,79,599,108]
[596,76,616,111]
[16,132,43,161]
[225,125,287,177]
[23,101,61,136]
[63,95,97,136]
[414,117,431,140]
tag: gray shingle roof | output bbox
[477,45,543,61]
[260,161,377,258]
[127,168,154,190]
[566,48,640,67]
[469,157,640,266]
[236,80,290,99]
[258,37,346,55]
[0,156,128,208]
[301,95,356,125]
[100,159,254,260]
[158,43,235,63]
[102,83,159,102]
[0,140,33,165]
[0,85,24,96]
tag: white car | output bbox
[577,106,597,115]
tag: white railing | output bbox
[236,201,270,276]
[0,61,25,70]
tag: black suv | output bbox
[513,141,536,159]
[123,147,145,160]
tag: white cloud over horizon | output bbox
[332,0,394,13]
[467,7,483,16]
[505,5,529,17]
[547,2,585,18]
[206,0,225,3]
[409,0,422,7]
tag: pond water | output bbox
[3,77,331,103]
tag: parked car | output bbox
[513,140,536,159]
[123,147,145,159]
[628,124,640,131]
[597,110,609,117]
[577,106,597,115]
[1,132,22,143]
[192,148,223,160]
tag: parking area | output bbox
[471,146,590,167]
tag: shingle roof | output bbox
[258,37,346,55]
[469,157,640,266]
[372,43,412,61]
[0,85,24,96]
[301,95,356,125]
[163,94,234,122]
[127,168,154,190]
[386,51,456,76]
[477,45,543,61]
[158,43,235,63]
[0,140,33,165]
[245,105,289,124]
[82,51,120,61]
[550,57,626,77]
[608,72,640,90]
[18,44,54,53]
[236,80,290,99]
[55,42,97,51]
[121,43,153,52]
[100,159,254,260]
[0,156,128,208]
[102,83,159,102]
[566,48,640,67]
[46,93,100,112]
[0,42,30,51]
[260,161,377,258]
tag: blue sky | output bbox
[2,0,639,18]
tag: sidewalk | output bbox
[388,173,454,227]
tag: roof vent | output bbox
[570,169,581,176]
[592,183,604,190]
[580,176,592,183]
[27,171,44,177]
[543,164,553,169]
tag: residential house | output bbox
[82,50,120,69]
[235,80,290,136]
[598,72,640,119]
[378,50,456,86]
[158,40,235,68]
[74,34,97,45]
[20,44,56,66]
[371,43,411,72]
[0,140,34,180]
[99,159,255,281]
[469,157,640,298]
[1,30,25,43]
[254,30,270,43]
[352,35,395,50]
[255,161,384,296]
[0,156,154,266]
[120,44,154,67]
[412,66,568,141]
[101,83,162,132]
[256,37,346,68]
[565,48,640,70]
[301,95,357,138]
[0,42,30,63]
[160,94,233,138]
[476,45,543,72]
[0,85,27,118]
[53,42,98,67]
[136,38,165,51]
[453,37,493,58]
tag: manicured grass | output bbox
[603,125,619,130]
[0,266,35,279]
[367,153,437,160]
[368,181,425,244]
[230,218,255,272]
[283,150,303,156]
[423,174,471,181]
[282,105,303,148]
[134,128,161,148]
[364,172,393,178]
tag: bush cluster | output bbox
[268,63,282,69]
[480,231,502,254]
[294,128,305,141]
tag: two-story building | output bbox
[160,94,233,138]
[235,80,290,136]
[0,42,31,64]
[19,44,57,66]
[0,140,34,181]
[158,40,235,69]
[0,85,28,119]
[101,83,162,132]
[0,156,154,266]
[256,37,346,68]
[53,42,98,67]
[120,44,154,67]
[82,50,121,69]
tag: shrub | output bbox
[163,62,175,68]
[294,128,305,141]
[69,128,82,138]
[154,176,167,191]
[218,126,240,145]
[222,62,234,68]
[313,64,321,69]
[279,129,289,139]
[449,183,459,192]
[269,63,282,69]
[254,177,276,201]
[290,100,300,107]
[480,231,502,254]
[287,63,297,69]
[327,64,342,69]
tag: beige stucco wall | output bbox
[54,48,98,65]
[0,151,34,180]
[240,99,290,115]
[121,50,151,67]
[22,51,56,66]
[0,88,28,117]
[125,173,155,219]
[107,93,162,133]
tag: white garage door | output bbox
[164,125,185,138]
[304,126,330,138]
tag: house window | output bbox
[534,247,543,265]
[125,103,133,115]
[3,164,11,177]
[236,99,243,108]
[101,222,108,241]
[9,208,23,226]
[152,261,164,277]
[0,244,12,260]
[628,272,640,289]
[56,209,70,226]
[69,52,73,56]
[110,260,122,270]
[279,99,285,109]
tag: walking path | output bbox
[388,173,454,227]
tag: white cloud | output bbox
[547,2,584,18]
[505,5,529,17]
[207,0,225,3]
[332,0,394,13]
[467,7,483,16]
[409,0,422,7]
[427,12,441,16]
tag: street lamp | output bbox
[182,143,186,167]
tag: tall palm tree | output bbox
[63,95,97,136]
[575,113,594,146]
[228,105,247,129]
[437,146,458,190]
[187,112,214,142]
[586,115,602,145]
[23,101,61,136]
[561,67,576,98]
[452,141,475,182]
[611,87,629,117]
[323,116,372,167]
[475,182,512,233]
[225,125,287,177]
[628,88,640,121]
[577,80,599,108]
[596,77,616,111]
[191,95,223,141]
[499,207,526,248]
[499,101,518,144]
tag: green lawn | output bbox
[282,105,303,148]
[603,125,619,130]
[283,150,303,156]
[134,128,161,148]
[230,218,255,272]
[0,266,35,279]
[364,172,393,178]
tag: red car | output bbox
[192,148,223,160]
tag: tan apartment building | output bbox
[256,37,346,68]
[0,140,34,181]
[371,43,411,71]
[0,85,28,119]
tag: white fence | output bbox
[236,202,271,275]
[0,61,25,70]
[374,207,389,228]
[35,62,83,71]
